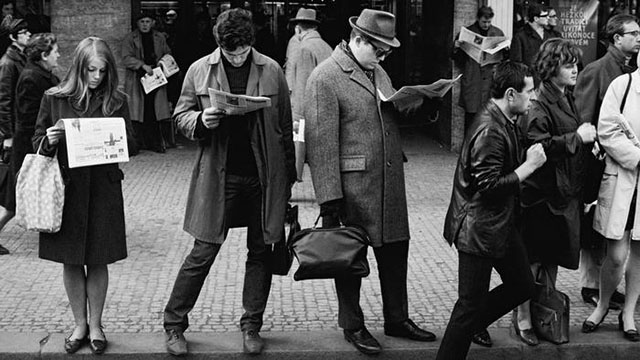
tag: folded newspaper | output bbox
[378,74,462,103]
[159,54,180,78]
[459,26,510,66]
[208,88,271,115]
[54,118,129,168]
[140,67,167,94]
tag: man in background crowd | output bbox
[510,3,552,67]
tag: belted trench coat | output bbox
[174,48,296,244]
[304,44,409,247]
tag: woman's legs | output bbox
[587,233,630,324]
[63,265,88,339]
[622,240,640,331]
[86,264,108,340]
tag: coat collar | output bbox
[300,29,322,41]
[206,48,268,96]
[4,44,26,65]
[486,100,510,127]
[331,43,383,96]
[25,59,57,81]
[606,45,637,72]
[537,81,575,117]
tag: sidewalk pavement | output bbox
[0,128,637,359]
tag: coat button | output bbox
[385,131,390,136]
[386,161,392,167]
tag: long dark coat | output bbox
[0,44,26,140]
[510,23,553,67]
[519,82,588,269]
[453,22,504,113]
[33,93,131,265]
[304,44,409,247]
[174,48,296,244]
[443,101,522,258]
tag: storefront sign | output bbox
[551,0,599,64]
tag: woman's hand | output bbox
[577,123,597,144]
[46,126,65,145]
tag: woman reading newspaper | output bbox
[32,37,135,355]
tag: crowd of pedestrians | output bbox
[1,3,640,360]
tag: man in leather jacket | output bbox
[437,61,546,360]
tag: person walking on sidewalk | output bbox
[305,9,436,356]
[574,14,640,310]
[163,8,295,356]
[0,15,29,255]
[33,36,133,355]
[439,61,546,360]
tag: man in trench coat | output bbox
[163,8,295,356]
[305,9,435,355]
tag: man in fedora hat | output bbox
[287,8,331,182]
[305,8,436,355]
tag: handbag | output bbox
[530,265,570,344]
[270,204,300,276]
[14,139,65,233]
[288,216,370,281]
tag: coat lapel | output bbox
[332,46,376,96]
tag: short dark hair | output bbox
[25,32,56,62]
[606,14,639,43]
[477,5,494,19]
[534,38,582,82]
[296,21,317,31]
[527,3,547,22]
[213,8,255,50]
[491,61,534,99]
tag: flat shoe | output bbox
[89,328,108,355]
[582,309,609,333]
[64,335,87,354]
[471,329,492,347]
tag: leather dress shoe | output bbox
[0,244,9,255]
[582,309,609,333]
[619,312,640,342]
[471,329,492,347]
[165,329,188,356]
[343,327,381,355]
[512,315,538,346]
[89,328,108,355]
[64,334,87,354]
[384,319,436,342]
[242,329,265,354]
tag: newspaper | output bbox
[458,26,510,66]
[140,67,168,94]
[378,74,462,103]
[158,54,180,78]
[54,117,129,168]
[208,88,271,115]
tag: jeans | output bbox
[164,175,271,332]
[436,230,535,360]
[335,241,409,329]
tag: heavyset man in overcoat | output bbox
[305,9,435,355]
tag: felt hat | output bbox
[348,9,400,48]
[289,8,320,25]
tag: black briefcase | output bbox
[289,218,370,281]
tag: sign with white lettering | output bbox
[550,0,599,64]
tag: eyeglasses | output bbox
[17,29,29,35]
[366,39,393,58]
[623,30,640,37]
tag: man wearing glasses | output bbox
[574,13,640,313]
[305,9,435,355]
[510,3,552,67]
[163,8,295,356]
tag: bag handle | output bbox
[621,73,632,113]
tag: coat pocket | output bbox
[340,155,366,172]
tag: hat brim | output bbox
[289,18,320,25]
[349,16,400,48]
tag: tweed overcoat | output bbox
[174,48,296,244]
[33,93,132,265]
[594,71,640,240]
[453,22,504,113]
[288,30,332,121]
[304,44,409,247]
[122,29,172,123]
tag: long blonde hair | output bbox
[47,37,125,115]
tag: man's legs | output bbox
[373,241,408,324]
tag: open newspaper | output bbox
[159,54,180,78]
[459,26,510,66]
[53,117,129,168]
[208,88,271,115]
[140,67,168,94]
[378,74,462,104]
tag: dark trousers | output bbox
[335,241,409,330]
[436,231,535,360]
[164,175,271,332]
[135,92,165,151]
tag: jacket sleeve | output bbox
[598,76,640,170]
[173,62,209,141]
[0,61,17,139]
[32,94,57,157]
[470,126,521,198]
[292,47,317,120]
[523,101,582,161]
[304,69,343,204]
[121,33,145,71]
[574,64,600,125]
[277,67,296,184]
[15,75,40,134]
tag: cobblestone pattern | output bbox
[0,130,612,334]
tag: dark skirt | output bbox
[521,198,581,270]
